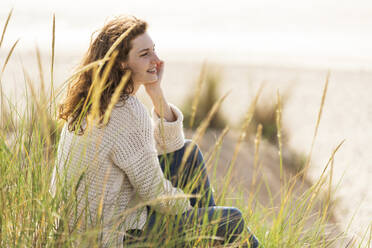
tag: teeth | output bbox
[148,68,156,73]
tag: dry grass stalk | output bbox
[176,92,230,196]
[157,96,166,153]
[302,71,330,178]
[0,34,18,131]
[189,61,207,129]
[229,85,263,171]
[50,14,56,114]
[249,123,262,204]
[0,39,18,79]
[79,25,134,127]
[96,166,112,223]
[204,126,230,169]
[103,70,131,124]
[271,79,333,245]
[219,86,262,204]
[0,9,12,49]
[316,140,344,190]
[282,74,331,215]
[293,140,344,241]
[181,92,229,166]
[322,153,335,225]
[35,46,53,159]
[89,50,119,122]
[61,59,110,94]
[36,47,47,102]
[276,90,284,189]
[24,67,51,160]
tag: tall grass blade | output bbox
[103,70,131,124]
[189,61,207,128]
[50,14,56,114]
[204,126,229,167]
[302,71,330,177]
[89,50,118,122]
[276,90,284,188]
[23,65,52,162]
[53,58,110,101]
[179,92,230,178]
[36,46,46,98]
[249,123,262,204]
[1,38,18,132]
[0,39,19,79]
[219,86,262,205]
[293,140,344,242]
[230,85,263,169]
[104,26,134,60]
[0,9,13,49]
[317,140,344,186]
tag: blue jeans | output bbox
[126,140,260,247]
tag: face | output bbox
[124,32,160,85]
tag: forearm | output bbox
[148,88,176,122]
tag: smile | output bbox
[147,68,157,74]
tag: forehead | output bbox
[131,32,154,52]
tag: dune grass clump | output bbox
[240,90,307,174]
[182,63,227,130]
[1,10,371,247]
[0,99,15,132]
[248,93,290,145]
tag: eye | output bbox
[140,52,148,57]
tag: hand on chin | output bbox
[144,60,164,95]
[144,79,161,96]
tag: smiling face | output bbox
[124,32,160,86]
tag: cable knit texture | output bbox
[52,95,191,247]
[152,103,185,155]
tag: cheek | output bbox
[131,60,147,73]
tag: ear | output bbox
[120,61,128,70]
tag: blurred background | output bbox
[1,0,371,244]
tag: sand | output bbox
[2,53,371,243]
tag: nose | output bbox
[152,52,160,64]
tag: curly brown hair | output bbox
[58,15,147,134]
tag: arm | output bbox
[144,61,186,154]
[148,87,176,122]
[144,60,175,122]
[111,123,191,214]
[151,103,185,155]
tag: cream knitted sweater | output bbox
[52,95,191,247]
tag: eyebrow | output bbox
[137,45,155,54]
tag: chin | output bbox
[145,76,158,84]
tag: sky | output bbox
[1,0,372,68]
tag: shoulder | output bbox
[108,96,157,157]
[108,95,153,137]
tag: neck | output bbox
[130,82,141,95]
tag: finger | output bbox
[157,61,164,68]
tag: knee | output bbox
[216,207,245,243]
[228,208,245,235]
[184,139,200,152]
[183,140,203,163]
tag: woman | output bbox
[53,15,260,247]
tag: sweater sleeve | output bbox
[151,103,185,155]
[110,121,191,214]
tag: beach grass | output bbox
[0,10,371,247]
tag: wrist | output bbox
[148,87,164,101]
